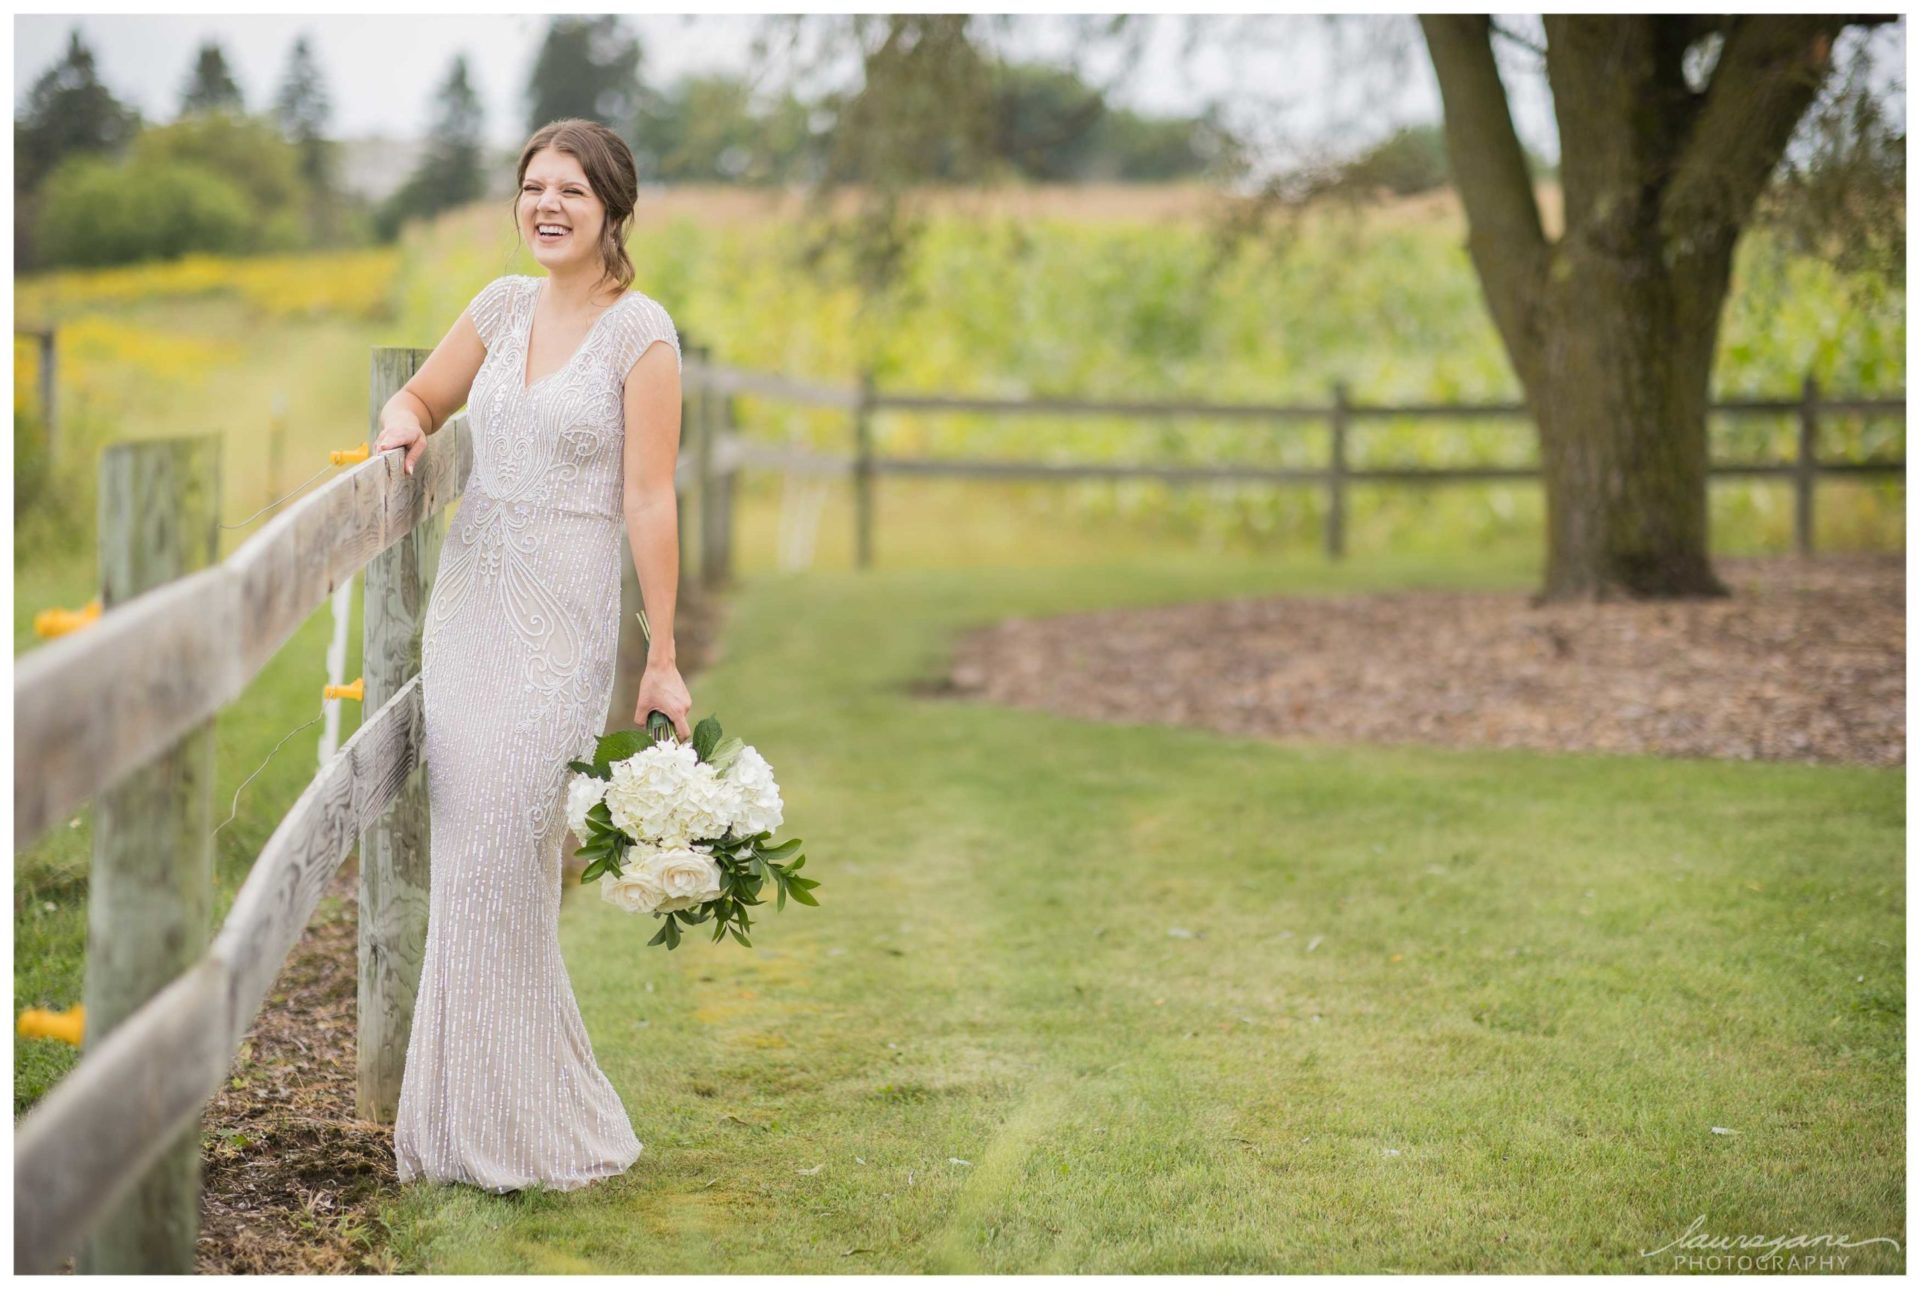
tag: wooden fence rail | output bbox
[677,358,1903,568]
[14,346,717,1274]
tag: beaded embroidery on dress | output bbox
[393,274,681,1193]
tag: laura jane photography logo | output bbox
[1641,1215,1903,1272]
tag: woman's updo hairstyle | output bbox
[514,118,639,295]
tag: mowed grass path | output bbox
[378,550,1904,1273]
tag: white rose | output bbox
[631,844,726,912]
[722,745,784,836]
[566,773,608,838]
[599,865,666,914]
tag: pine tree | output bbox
[525,15,642,132]
[272,33,332,188]
[180,41,246,116]
[375,53,487,238]
[14,27,142,196]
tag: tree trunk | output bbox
[1530,235,1731,602]
[1419,14,1852,604]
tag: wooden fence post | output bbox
[697,342,721,589]
[712,384,737,587]
[357,347,438,1122]
[1326,381,1349,560]
[78,435,222,1275]
[38,328,58,466]
[1795,372,1819,557]
[267,389,288,515]
[677,332,700,590]
[853,369,875,570]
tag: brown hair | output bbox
[514,118,639,295]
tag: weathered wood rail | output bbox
[13,345,723,1274]
[680,361,1903,567]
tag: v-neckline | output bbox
[519,277,630,393]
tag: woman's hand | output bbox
[374,418,427,476]
[635,662,692,741]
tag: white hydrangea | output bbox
[721,744,784,837]
[565,773,608,838]
[603,739,733,846]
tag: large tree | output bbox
[1419,14,1897,601]
[14,27,142,197]
[272,33,345,244]
[525,15,644,135]
[272,34,332,185]
[179,40,245,116]
[375,53,487,239]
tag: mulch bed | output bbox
[939,553,1904,768]
[191,586,732,1274]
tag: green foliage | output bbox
[133,112,310,228]
[1337,124,1451,197]
[36,153,257,267]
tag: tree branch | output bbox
[1660,14,1854,255]
[1418,15,1549,381]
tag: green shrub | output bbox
[36,153,257,266]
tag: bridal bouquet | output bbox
[565,710,818,950]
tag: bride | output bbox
[370,117,689,1192]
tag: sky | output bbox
[12,12,1906,173]
[12,13,1534,160]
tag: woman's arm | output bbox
[377,307,488,442]
[366,305,487,476]
[621,340,690,734]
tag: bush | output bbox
[35,154,257,266]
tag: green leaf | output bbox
[567,759,598,776]
[786,882,820,907]
[593,729,653,775]
[759,838,803,862]
[709,735,746,772]
[729,927,752,948]
[692,715,723,762]
[646,919,671,947]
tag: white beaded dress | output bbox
[393,274,681,1193]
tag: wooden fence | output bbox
[684,364,1904,570]
[11,346,721,1274]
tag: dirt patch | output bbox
[942,553,1904,767]
[197,860,398,1274]
[191,586,731,1273]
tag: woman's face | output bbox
[518,147,605,273]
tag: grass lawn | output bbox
[373,546,1905,1273]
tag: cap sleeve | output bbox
[465,275,521,350]
[609,293,682,378]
